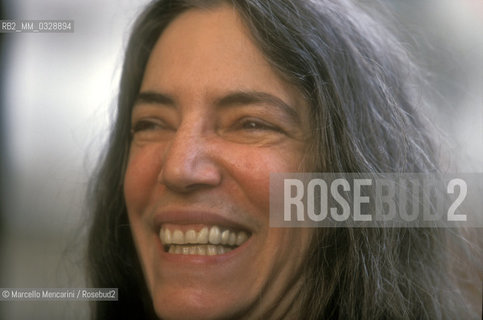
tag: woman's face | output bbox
[124,5,312,319]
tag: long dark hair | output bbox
[87,0,479,319]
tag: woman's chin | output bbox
[152,288,245,320]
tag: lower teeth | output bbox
[167,244,234,255]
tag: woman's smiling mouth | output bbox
[160,225,251,256]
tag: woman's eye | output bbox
[220,117,287,144]
[131,119,164,133]
[130,119,175,142]
[239,119,280,132]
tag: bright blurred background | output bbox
[0,0,150,318]
[0,0,481,319]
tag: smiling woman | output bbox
[124,7,310,319]
[87,0,481,319]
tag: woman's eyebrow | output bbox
[215,91,301,124]
[135,91,176,107]
[134,90,302,124]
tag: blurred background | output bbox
[0,0,150,318]
[0,0,481,319]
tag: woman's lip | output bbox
[152,210,253,233]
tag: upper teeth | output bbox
[159,225,249,247]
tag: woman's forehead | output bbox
[140,5,308,118]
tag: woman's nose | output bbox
[157,123,222,193]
